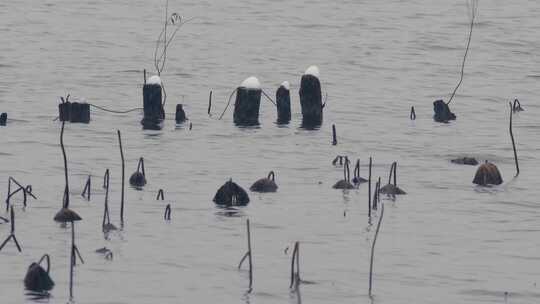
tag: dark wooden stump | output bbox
[433,99,456,123]
[299,67,323,128]
[58,102,90,123]
[141,80,164,130]
[0,112,6,126]
[175,104,187,124]
[276,82,291,124]
[234,87,261,126]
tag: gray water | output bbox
[1,0,540,303]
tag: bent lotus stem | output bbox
[509,102,520,176]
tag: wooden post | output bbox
[276,82,291,124]
[234,77,262,126]
[142,75,165,130]
[299,66,323,128]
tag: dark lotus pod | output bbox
[352,159,367,185]
[332,179,354,189]
[433,99,456,123]
[250,171,278,193]
[53,208,82,223]
[130,157,147,188]
[213,179,250,206]
[0,112,7,126]
[473,162,503,186]
[379,183,407,195]
[451,157,479,166]
[102,223,117,232]
[129,172,146,187]
[175,104,187,124]
[24,255,54,292]
[333,158,354,189]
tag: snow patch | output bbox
[304,65,320,78]
[240,76,261,89]
[280,81,290,91]
[147,75,162,86]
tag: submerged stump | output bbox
[451,157,478,165]
[234,77,262,126]
[299,66,323,128]
[213,179,250,206]
[142,75,165,130]
[473,161,503,186]
[276,81,291,124]
[175,104,187,124]
[433,99,456,123]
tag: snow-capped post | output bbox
[0,112,7,126]
[175,104,187,124]
[299,65,323,128]
[142,75,165,130]
[276,81,291,124]
[234,76,262,126]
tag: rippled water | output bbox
[1,0,540,303]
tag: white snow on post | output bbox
[304,65,320,78]
[147,75,162,86]
[240,76,261,89]
[280,81,290,91]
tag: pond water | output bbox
[1,0,539,303]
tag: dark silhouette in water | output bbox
[352,159,367,185]
[213,179,250,206]
[250,171,278,192]
[142,76,165,130]
[451,157,478,165]
[0,112,6,126]
[24,254,54,293]
[433,99,456,123]
[473,161,503,186]
[299,66,323,128]
[129,157,147,188]
[234,77,262,126]
[333,158,354,189]
[175,104,187,124]
[379,162,406,195]
[58,95,91,123]
[276,82,291,124]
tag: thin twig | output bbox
[447,0,478,105]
